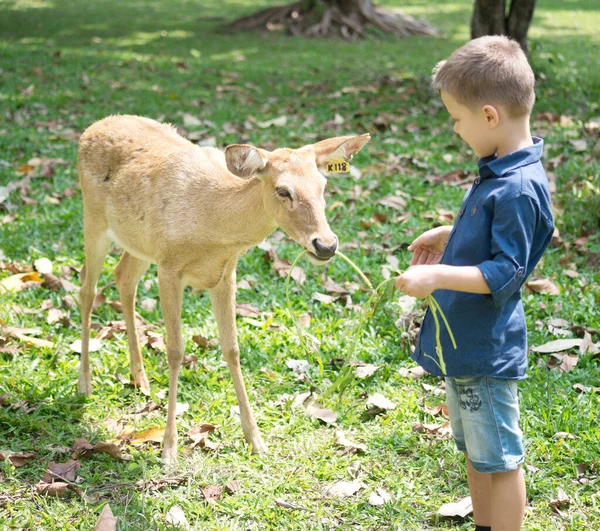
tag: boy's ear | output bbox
[482,105,500,128]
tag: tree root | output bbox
[228,0,438,40]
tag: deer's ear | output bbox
[225,144,268,179]
[312,134,371,170]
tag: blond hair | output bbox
[432,36,535,117]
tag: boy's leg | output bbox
[447,378,492,527]
[466,454,491,526]
[451,377,524,529]
[491,465,526,530]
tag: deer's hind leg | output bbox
[79,219,111,396]
[114,252,151,394]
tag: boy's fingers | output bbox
[410,247,424,265]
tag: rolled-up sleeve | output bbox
[476,195,538,307]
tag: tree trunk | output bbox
[229,0,438,40]
[471,0,537,55]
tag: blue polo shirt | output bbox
[412,138,554,379]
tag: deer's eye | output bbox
[276,187,292,199]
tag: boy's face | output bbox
[440,90,497,158]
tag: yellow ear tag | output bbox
[325,159,350,174]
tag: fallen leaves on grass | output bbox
[0,451,36,467]
[323,481,364,498]
[438,496,473,518]
[120,426,166,446]
[366,393,396,410]
[42,459,80,482]
[531,338,582,353]
[235,303,261,317]
[334,430,367,453]
[2,325,54,349]
[71,438,130,460]
[553,432,576,440]
[353,363,380,379]
[549,488,571,516]
[93,504,117,531]
[188,424,219,450]
[165,505,189,528]
[70,338,102,353]
[305,402,338,425]
[526,278,560,295]
[412,421,453,439]
[368,487,392,506]
[423,404,449,418]
[201,485,223,505]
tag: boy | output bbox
[395,36,554,531]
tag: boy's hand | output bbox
[395,265,440,299]
[408,226,452,266]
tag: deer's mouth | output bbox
[306,251,333,265]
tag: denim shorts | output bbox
[445,376,524,474]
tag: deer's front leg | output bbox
[157,267,184,465]
[209,261,267,454]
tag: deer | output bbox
[77,115,370,463]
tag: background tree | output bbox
[229,0,438,40]
[471,0,537,54]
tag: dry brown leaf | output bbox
[93,504,117,531]
[0,272,42,293]
[324,279,348,294]
[366,393,396,410]
[354,364,380,379]
[34,481,70,497]
[305,403,338,425]
[43,459,80,482]
[323,481,364,498]
[191,334,219,349]
[94,441,127,460]
[573,383,600,393]
[549,487,570,512]
[0,451,35,467]
[424,404,449,417]
[553,431,576,439]
[235,303,260,317]
[70,338,102,353]
[312,292,335,304]
[201,485,223,505]
[531,338,582,353]
[334,430,367,452]
[368,487,392,506]
[377,196,407,210]
[71,438,95,459]
[165,505,189,527]
[526,278,560,295]
[188,424,216,449]
[438,496,473,517]
[124,426,166,445]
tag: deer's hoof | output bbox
[161,447,178,467]
[133,374,151,396]
[78,377,92,396]
[250,438,268,454]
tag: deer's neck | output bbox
[199,176,278,249]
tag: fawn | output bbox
[77,115,370,463]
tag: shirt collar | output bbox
[478,137,543,179]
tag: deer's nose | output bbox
[312,236,338,260]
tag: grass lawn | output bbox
[1,0,599,529]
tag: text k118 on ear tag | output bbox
[325,160,350,174]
